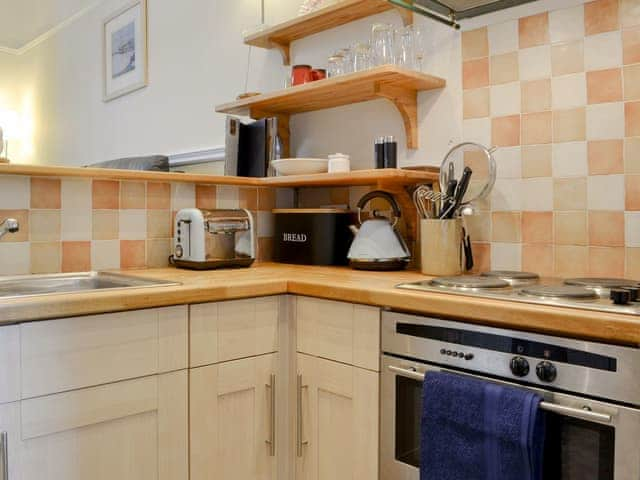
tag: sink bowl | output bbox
[0,272,180,299]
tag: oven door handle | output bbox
[387,365,613,424]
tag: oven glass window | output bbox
[395,376,422,467]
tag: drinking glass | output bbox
[337,48,354,74]
[413,25,426,72]
[327,53,346,77]
[395,26,415,69]
[371,23,395,66]
[352,42,372,72]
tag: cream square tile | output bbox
[586,102,625,140]
[462,27,489,60]
[551,73,586,110]
[522,145,552,178]
[171,182,195,211]
[91,240,120,271]
[494,147,521,179]
[30,242,61,274]
[0,175,29,209]
[61,208,91,241]
[625,137,640,174]
[551,40,585,76]
[491,179,522,211]
[257,211,274,238]
[30,210,61,242]
[552,142,588,177]
[522,178,553,211]
[519,45,551,80]
[147,239,171,268]
[621,0,640,28]
[488,20,519,55]
[0,242,30,275]
[554,177,588,210]
[490,82,521,116]
[555,212,588,245]
[626,212,640,247]
[61,178,91,210]
[490,52,519,85]
[119,210,147,240]
[584,32,623,71]
[491,243,522,271]
[215,185,240,209]
[146,210,172,239]
[463,118,491,145]
[549,5,585,43]
[587,174,625,210]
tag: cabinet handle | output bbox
[296,374,308,458]
[265,374,276,457]
[0,432,7,480]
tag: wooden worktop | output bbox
[1,264,639,346]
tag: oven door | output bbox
[381,354,640,480]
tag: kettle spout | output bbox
[349,225,359,236]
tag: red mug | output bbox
[311,69,326,81]
[291,65,312,86]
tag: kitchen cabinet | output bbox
[190,353,279,480]
[295,353,379,480]
[0,371,188,480]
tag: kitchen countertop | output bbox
[1,263,639,346]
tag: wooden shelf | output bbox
[216,66,446,149]
[244,0,413,65]
[262,168,438,188]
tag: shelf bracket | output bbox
[375,83,419,150]
[270,41,291,66]
[392,6,414,26]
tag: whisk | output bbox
[413,186,452,219]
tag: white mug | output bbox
[328,153,350,173]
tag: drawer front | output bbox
[0,325,20,404]
[296,297,380,371]
[20,305,188,399]
[190,296,279,367]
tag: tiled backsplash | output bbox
[462,0,640,278]
[0,175,278,275]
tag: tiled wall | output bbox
[0,175,277,275]
[461,0,640,279]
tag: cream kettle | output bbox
[347,191,411,270]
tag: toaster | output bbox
[172,209,255,270]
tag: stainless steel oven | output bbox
[381,311,640,480]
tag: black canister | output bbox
[384,135,397,168]
[375,137,385,169]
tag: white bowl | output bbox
[271,158,329,176]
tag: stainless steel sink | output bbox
[0,272,180,299]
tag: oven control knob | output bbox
[536,361,557,383]
[510,356,530,377]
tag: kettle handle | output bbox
[356,191,402,226]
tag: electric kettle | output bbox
[347,191,411,271]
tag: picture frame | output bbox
[103,0,148,102]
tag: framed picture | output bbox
[103,0,148,101]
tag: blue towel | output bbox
[420,371,545,480]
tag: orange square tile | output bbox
[522,244,554,277]
[257,237,274,262]
[521,79,551,113]
[554,177,588,210]
[490,52,519,85]
[621,0,640,28]
[627,247,640,278]
[522,145,552,178]
[92,180,119,210]
[519,12,549,49]
[492,115,521,147]
[624,64,640,101]
[465,211,491,242]
[470,242,491,274]
[626,174,640,210]
[551,41,584,77]
[146,239,171,268]
[492,212,521,242]
[626,101,640,137]
[626,137,640,174]
[0,209,28,242]
[463,88,490,119]
[30,178,61,209]
[258,188,277,211]
[623,27,640,65]
[120,240,146,269]
[462,27,489,60]
[584,0,619,35]
[120,181,146,209]
[61,241,91,272]
[554,245,589,277]
[522,111,552,145]
[589,211,625,246]
[30,210,60,242]
[195,185,216,210]
[587,68,622,104]
[589,246,625,277]
[146,182,171,210]
[553,108,586,143]
[239,187,258,210]
[463,57,490,90]
[31,242,61,274]
[555,211,588,245]
[588,140,624,174]
[522,211,553,244]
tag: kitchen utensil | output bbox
[371,23,395,66]
[420,218,463,276]
[347,191,411,270]
[413,187,431,219]
[440,166,473,219]
[439,178,457,218]
[439,142,496,206]
[271,158,329,175]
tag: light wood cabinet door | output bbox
[295,353,379,480]
[0,370,188,480]
[190,354,279,480]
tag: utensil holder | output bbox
[420,219,463,276]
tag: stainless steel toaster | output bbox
[172,209,255,270]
